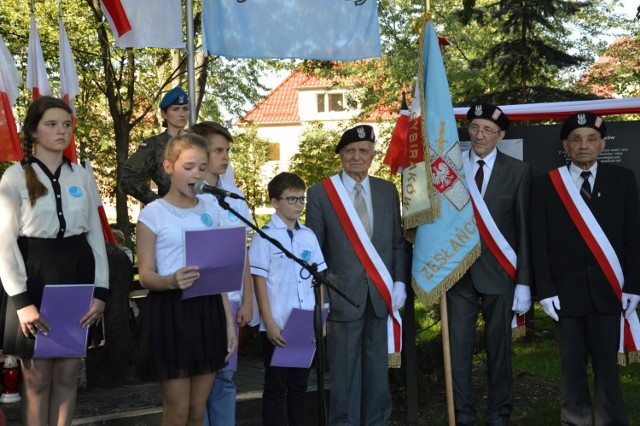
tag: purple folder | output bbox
[221,300,240,372]
[271,308,329,369]
[34,284,94,358]
[182,226,246,300]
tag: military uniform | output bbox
[120,132,172,204]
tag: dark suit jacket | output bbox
[469,151,532,293]
[306,174,408,321]
[532,162,640,317]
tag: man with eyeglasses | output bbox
[532,112,640,424]
[306,125,408,425]
[448,104,533,426]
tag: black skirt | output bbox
[133,290,228,381]
[3,234,95,358]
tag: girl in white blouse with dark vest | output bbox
[0,96,109,425]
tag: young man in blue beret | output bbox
[532,111,640,425]
[120,86,189,204]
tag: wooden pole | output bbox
[440,294,455,426]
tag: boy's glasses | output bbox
[278,196,307,205]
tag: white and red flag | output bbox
[85,160,116,245]
[59,16,79,163]
[383,92,410,175]
[100,0,183,48]
[26,14,50,99]
[0,35,23,162]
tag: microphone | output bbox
[194,181,245,200]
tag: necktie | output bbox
[580,171,592,201]
[354,183,372,238]
[475,160,485,192]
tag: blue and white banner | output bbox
[202,0,381,61]
[411,20,480,305]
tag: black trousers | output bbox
[556,313,629,425]
[260,332,311,426]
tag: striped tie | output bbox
[354,182,372,238]
[580,171,592,201]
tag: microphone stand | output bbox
[213,194,358,426]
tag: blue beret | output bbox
[560,111,606,140]
[467,103,509,131]
[159,87,188,109]
[335,125,376,153]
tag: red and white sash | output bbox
[462,154,526,332]
[550,166,640,362]
[322,175,402,353]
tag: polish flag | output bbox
[383,92,411,174]
[0,35,23,162]
[85,160,116,245]
[26,14,50,99]
[100,0,183,48]
[59,16,79,163]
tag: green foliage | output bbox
[231,125,272,215]
[289,123,343,188]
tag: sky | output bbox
[620,0,639,18]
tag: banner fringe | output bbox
[627,350,640,364]
[388,352,402,368]
[618,352,627,366]
[403,209,436,231]
[511,326,526,341]
[412,243,481,307]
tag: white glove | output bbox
[512,284,532,315]
[391,282,407,310]
[539,296,561,322]
[622,292,640,319]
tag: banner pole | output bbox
[440,294,455,425]
[185,0,196,125]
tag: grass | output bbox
[399,305,640,424]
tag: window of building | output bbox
[268,142,280,161]
[316,92,347,113]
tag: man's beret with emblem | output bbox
[159,86,189,109]
[335,125,376,153]
[466,103,510,131]
[560,111,606,140]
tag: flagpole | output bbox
[185,0,196,125]
[441,295,455,425]
[421,1,454,424]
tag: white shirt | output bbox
[568,161,598,192]
[469,147,498,197]
[138,197,221,277]
[249,214,327,331]
[340,171,374,233]
[0,161,109,296]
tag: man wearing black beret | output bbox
[532,111,640,424]
[306,125,408,425]
[449,103,532,425]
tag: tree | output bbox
[231,125,272,218]
[289,123,343,188]
[0,0,278,239]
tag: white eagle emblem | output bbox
[357,126,366,139]
[433,162,455,188]
[577,113,587,125]
[474,105,483,116]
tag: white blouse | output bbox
[0,161,109,297]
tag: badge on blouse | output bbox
[69,186,84,198]
[200,213,214,227]
[300,249,312,262]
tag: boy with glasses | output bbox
[250,172,327,426]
